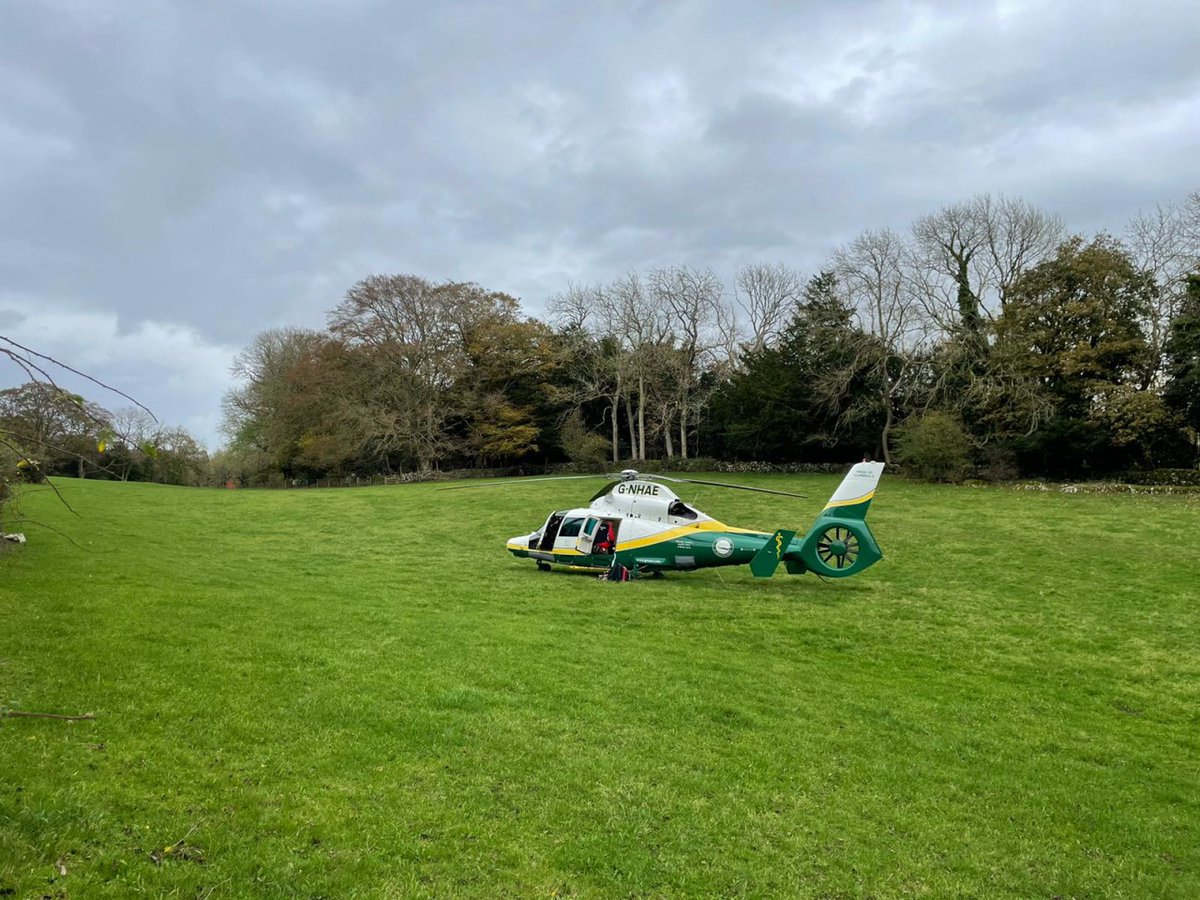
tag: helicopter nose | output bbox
[506,533,536,554]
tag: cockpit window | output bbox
[558,517,586,537]
[668,500,698,520]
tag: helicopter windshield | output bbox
[668,499,698,520]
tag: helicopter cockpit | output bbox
[531,511,583,549]
[667,499,698,520]
[529,509,622,556]
[591,481,710,527]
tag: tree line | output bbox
[4,189,1196,502]
[0,381,209,487]
[220,190,1199,482]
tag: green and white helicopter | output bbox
[491,462,886,580]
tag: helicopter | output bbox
[452,462,886,581]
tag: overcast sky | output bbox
[2,0,1197,447]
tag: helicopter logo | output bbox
[448,462,886,581]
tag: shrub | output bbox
[977,444,1019,483]
[559,411,610,470]
[894,411,972,482]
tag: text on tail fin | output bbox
[820,462,885,521]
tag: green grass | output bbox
[1,474,1198,898]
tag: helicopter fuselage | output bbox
[507,480,788,574]
[503,463,887,580]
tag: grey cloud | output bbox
[1,0,1197,445]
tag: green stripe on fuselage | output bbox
[510,529,811,574]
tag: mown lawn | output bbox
[1,474,1198,898]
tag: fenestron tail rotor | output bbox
[815,525,860,570]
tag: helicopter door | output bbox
[579,518,617,556]
[576,517,599,554]
[537,513,564,551]
[554,517,586,552]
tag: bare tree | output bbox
[982,195,1064,308]
[734,263,803,352]
[108,406,158,480]
[912,194,1063,337]
[551,269,730,461]
[548,282,627,463]
[222,328,326,450]
[546,281,598,333]
[834,228,933,463]
[606,272,664,461]
[1127,192,1200,381]
[649,266,728,458]
[912,199,991,338]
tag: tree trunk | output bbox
[78,457,85,479]
[625,395,637,460]
[610,396,620,463]
[637,374,646,461]
[680,408,689,459]
[879,384,894,466]
[663,416,674,458]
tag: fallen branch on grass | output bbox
[2,710,95,721]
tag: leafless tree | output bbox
[550,268,731,461]
[649,266,728,458]
[546,280,598,333]
[834,228,934,463]
[981,195,1064,308]
[912,199,991,336]
[912,194,1063,335]
[733,262,803,352]
[108,406,158,480]
[548,282,625,462]
[605,271,665,461]
[1127,192,1200,380]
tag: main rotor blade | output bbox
[588,481,623,502]
[438,474,609,491]
[647,474,807,499]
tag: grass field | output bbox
[1,473,1198,898]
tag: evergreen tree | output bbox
[1163,274,1200,463]
[704,272,879,461]
[994,236,1160,473]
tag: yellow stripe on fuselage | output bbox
[614,520,766,552]
[822,490,874,511]
[505,542,586,556]
[508,520,770,556]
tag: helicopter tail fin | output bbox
[817,461,885,521]
[785,462,886,578]
[750,529,796,578]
